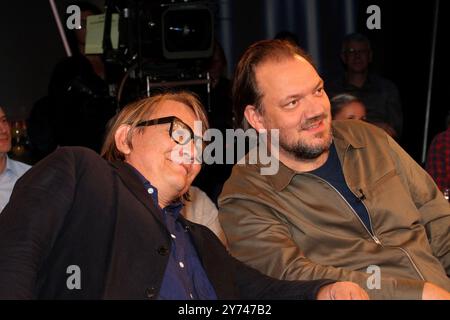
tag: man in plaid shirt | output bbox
[426,113,450,193]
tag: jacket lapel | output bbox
[110,161,234,298]
[180,216,234,299]
[109,160,166,227]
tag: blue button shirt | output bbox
[131,167,217,300]
[0,156,31,213]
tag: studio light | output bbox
[161,4,213,60]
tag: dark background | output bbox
[353,0,449,163]
[1,0,447,164]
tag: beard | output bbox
[279,120,333,160]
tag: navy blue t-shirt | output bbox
[309,143,373,234]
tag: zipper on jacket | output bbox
[349,188,380,244]
[304,173,381,245]
[305,174,425,280]
[345,184,425,280]
[392,247,425,280]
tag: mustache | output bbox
[301,114,327,130]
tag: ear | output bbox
[244,105,266,132]
[114,124,132,156]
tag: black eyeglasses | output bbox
[136,116,201,146]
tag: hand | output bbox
[316,281,369,300]
[422,282,450,300]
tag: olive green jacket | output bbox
[219,121,450,300]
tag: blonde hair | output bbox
[101,91,209,162]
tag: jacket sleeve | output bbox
[0,148,79,298]
[231,253,335,300]
[387,136,450,276]
[219,198,425,300]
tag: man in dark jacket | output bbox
[0,92,367,300]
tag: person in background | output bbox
[330,93,366,121]
[0,107,31,212]
[71,1,106,79]
[327,33,403,139]
[28,1,116,160]
[426,111,450,194]
[0,91,367,300]
[331,94,398,137]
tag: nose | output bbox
[176,139,198,164]
[191,138,204,164]
[302,95,327,120]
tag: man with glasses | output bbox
[0,91,367,299]
[327,33,403,139]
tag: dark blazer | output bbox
[0,147,331,299]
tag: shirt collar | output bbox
[3,155,19,177]
[127,164,183,213]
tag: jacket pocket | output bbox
[370,169,398,191]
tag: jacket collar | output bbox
[267,122,366,192]
[110,160,166,226]
[332,121,366,150]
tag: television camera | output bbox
[102,0,216,108]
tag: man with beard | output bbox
[218,40,450,300]
[0,92,368,300]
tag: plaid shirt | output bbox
[426,128,450,192]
